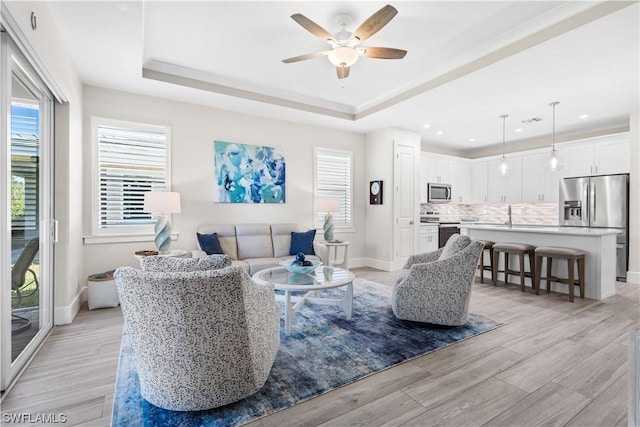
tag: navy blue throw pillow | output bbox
[289,230,316,255]
[197,232,224,255]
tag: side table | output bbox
[319,241,350,269]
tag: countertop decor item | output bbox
[143,191,181,254]
[545,101,564,172]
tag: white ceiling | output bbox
[47,1,639,152]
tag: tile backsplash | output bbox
[421,202,559,225]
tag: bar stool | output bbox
[477,240,495,284]
[534,247,586,302]
[492,243,536,292]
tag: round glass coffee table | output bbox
[253,265,355,334]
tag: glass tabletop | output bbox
[256,266,353,288]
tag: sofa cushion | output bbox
[236,224,274,259]
[439,234,472,260]
[197,224,238,260]
[289,230,316,255]
[140,254,231,272]
[271,224,298,258]
[197,232,224,255]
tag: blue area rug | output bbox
[112,278,502,426]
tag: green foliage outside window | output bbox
[11,175,25,217]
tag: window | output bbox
[314,148,352,229]
[92,118,170,234]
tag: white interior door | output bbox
[394,143,416,270]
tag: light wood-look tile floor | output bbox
[1,267,637,426]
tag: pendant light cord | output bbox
[550,101,559,150]
[500,114,508,158]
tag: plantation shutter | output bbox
[97,124,167,229]
[316,149,352,227]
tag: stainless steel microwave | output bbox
[427,183,451,203]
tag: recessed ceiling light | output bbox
[579,114,589,119]
[469,138,476,142]
[423,124,431,128]
[436,130,443,135]
[514,128,523,133]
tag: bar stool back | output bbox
[477,240,495,284]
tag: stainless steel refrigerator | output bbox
[559,174,629,280]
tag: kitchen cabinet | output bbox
[470,161,488,203]
[563,134,629,177]
[487,157,522,203]
[423,155,449,184]
[522,152,563,203]
[449,159,471,203]
[419,224,438,253]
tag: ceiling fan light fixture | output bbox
[328,46,359,67]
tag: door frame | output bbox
[393,141,419,270]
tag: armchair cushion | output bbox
[289,229,316,255]
[438,234,471,260]
[140,254,232,272]
[197,232,224,255]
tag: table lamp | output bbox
[143,191,181,253]
[317,198,340,242]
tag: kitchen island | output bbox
[460,224,621,300]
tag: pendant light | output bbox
[545,101,564,172]
[498,114,510,176]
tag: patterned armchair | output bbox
[114,262,280,411]
[392,235,484,326]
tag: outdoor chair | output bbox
[11,237,39,334]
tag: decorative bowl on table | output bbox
[279,260,322,275]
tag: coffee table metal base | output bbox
[279,284,353,334]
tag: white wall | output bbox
[81,86,367,278]
[4,1,85,324]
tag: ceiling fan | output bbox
[282,4,407,79]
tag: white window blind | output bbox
[96,121,169,230]
[315,149,352,228]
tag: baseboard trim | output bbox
[627,271,640,285]
[54,286,86,325]
[348,257,367,269]
[364,258,396,272]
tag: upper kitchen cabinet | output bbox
[487,156,522,203]
[423,154,450,184]
[563,133,629,178]
[449,159,471,203]
[470,161,488,203]
[522,152,563,203]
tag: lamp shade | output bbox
[317,198,340,213]
[144,191,181,214]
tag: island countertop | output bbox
[460,224,618,300]
[459,224,622,236]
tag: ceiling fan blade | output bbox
[349,5,398,45]
[336,66,350,79]
[282,50,330,63]
[291,14,338,46]
[361,47,407,59]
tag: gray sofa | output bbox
[193,223,323,275]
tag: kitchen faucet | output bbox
[506,204,512,228]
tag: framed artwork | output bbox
[214,140,286,203]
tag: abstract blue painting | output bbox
[214,140,286,203]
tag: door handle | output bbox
[409,220,414,225]
[592,183,596,222]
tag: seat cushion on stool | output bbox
[535,246,586,257]
[478,240,495,248]
[493,243,536,253]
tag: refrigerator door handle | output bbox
[592,183,596,222]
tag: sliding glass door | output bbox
[1,30,54,391]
